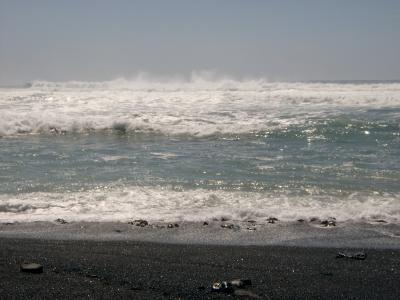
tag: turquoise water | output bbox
[1,119,399,195]
[0,81,399,223]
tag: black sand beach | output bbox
[1,238,400,299]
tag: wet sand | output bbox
[1,237,400,299]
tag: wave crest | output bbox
[1,79,399,137]
[1,187,399,223]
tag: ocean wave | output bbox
[0,186,399,224]
[1,79,399,137]
[26,76,400,92]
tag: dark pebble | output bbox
[267,217,278,224]
[55,218,68,224]
[129,219,148,227]
[336,252,366,260]
[221,224,234,229]
[320,217,336,227]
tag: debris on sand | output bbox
[55,218,68,224]
[203,221,209,226]
[375,219,387,223]
[309,217,320,223]
[128,219,149,227]
[221,223,234,229]
[267,217,278,224]
[167,223,179,228]
[336,252,366,260]
[246,226,257,231]
[320,217,336,227]
[212,281,233,293]
[221,223,240,230]
[212,279,253,294]
[20,263,43,274]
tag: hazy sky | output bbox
[1,0,400,84]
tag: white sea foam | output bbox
[0,186,399,224]
[101,155,130,162]
[1,79,400,137]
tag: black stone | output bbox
[55,218,68,224]
[267,217,278,224]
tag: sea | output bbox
[1,78,399,225]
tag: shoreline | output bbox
[1,220,400,249]
[1,237,400,299]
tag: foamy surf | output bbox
[1,79,399,137]
[0,186,399,224]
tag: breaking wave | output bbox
[1,78,400,137]
[1,186,399,224]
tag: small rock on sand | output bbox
[320,217,336,227]
[129,219,149,227]
[212,279,253,294]
[267,217,278,224]
[212,281,233,293]
[336,252,366,260]
[221,223,240,230]
[309,217,320,223]
[20,263,43,274]
[55,218,68,224]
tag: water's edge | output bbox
[1,221,399,249]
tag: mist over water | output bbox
[0,78,399,224]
